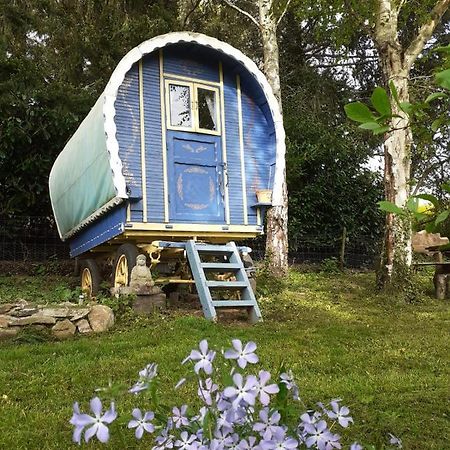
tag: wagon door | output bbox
[165,80,225,224]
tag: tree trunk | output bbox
[374,0,413,288]
[259,0,289,277]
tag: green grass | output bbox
[0,269,449,449]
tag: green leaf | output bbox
[414,194,439,208]
[389,81,400,106]
[441,182,450,193]
[344,102,375,123]
[425,92,447,103]
[436,69,450,90]
[435,210,450,225]
[371,87,391,116]
[399,102,413,115]
[431,118,444,132]
[406,196,419,213]
[372,125,390,135]
[358,121,382,130]
[425,221,436,233]
[378,201,404,215]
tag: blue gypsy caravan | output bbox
[49,32,285,322]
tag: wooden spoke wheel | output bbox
[80,259,101,297]
[113,244,140,288]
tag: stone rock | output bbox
[52,319,76,339]
[88,305,114,333]
[8,315,56,326]
[0,315,9,328]
[9,307,39,317]
[0,328,19,340]
[132,293,166,315]
[76,319,92,334]
[0,304,14,314]
[70,308,91,321]
[37,307,71,318]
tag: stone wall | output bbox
[0,301,114,340]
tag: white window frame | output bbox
[165,78,221,136]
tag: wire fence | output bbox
[0,216,379,269]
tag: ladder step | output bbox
[206,281,248,289]
[212,300,257,308]
[201,262,241,271]
[196,244,235,254]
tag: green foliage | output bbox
[319,257,341,273]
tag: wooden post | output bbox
[433,251,447,300]
[339,226,347,271]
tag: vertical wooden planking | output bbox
[139,60,148,222]
[142,53,164,222]
[160,50,169,222]
[236,75,248,225]
[219,62,231,224]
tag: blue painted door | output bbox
[167,131,225,223]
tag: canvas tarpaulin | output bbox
[49,96,117,238]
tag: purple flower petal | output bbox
[96,422,110,443]
[84,424,98,443]
[90,397,102,417]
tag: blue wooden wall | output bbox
[69,43,276,256]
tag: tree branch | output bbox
[404,0,450,70]
[413,154,450,194]
[277,0,292,27]
[221,0,260,29]
[182,0,203,27]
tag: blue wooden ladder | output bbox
[185,240,262,324]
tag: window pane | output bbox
[197,88,217,131]
[169,84,192,127]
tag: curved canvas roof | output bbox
[50,32,285,239]
[104,31,285,206]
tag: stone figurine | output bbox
[130,254,155,290]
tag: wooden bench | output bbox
[413,254,450,300]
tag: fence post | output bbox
[339,226,347,271]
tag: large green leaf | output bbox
[358,121,382,130]
[435,210,450,225]
[344,102,375,123]
[425,92,447,103]
[414,194,439,208]
[436,69,450,90]
[371,87,391,116]
[378,201,404,215]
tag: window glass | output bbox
[169,84,192,127]
[197,87,217,131]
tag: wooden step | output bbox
[212,300,256,308]
[196,244,235,254]
[201,262,241,271]
[206,281,248,289]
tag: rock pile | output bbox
[0,301,114,340]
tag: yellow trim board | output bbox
[159,50,169,222]
[236,74,248,225]
[139,60,148,222]
[163,72,221,87]
[219,61,230,224]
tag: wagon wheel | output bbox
[114,244,140,288]
[80,259,102,297]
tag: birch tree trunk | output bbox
[259,0,289,277]
[373,0,449,288]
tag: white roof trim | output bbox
[103,31,285,206]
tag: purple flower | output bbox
[198,378,218,405]
[129,362,158,394]
[280,371,300,401]
[350,443,363,450]
[255,371,280,406]
[327,401,353,428]
[238,436,259,450]
[304,420,332,450]
[175,431,199,450]
[260,428,298,450]
[154,427,175,450]
[223,373,257,408]
[70,397,117,444]
[388,433,402,448]
[253,408,282,439]
[128,408,155,439]
[323,433,341,449]
[172,405,190,428]
[189,340,216,374]
[225,339,259,368]
[211,429,234,450]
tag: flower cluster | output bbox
[70,339,402,450]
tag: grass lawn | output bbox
[0,269,448,449]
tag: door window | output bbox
[165,80,220,135]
